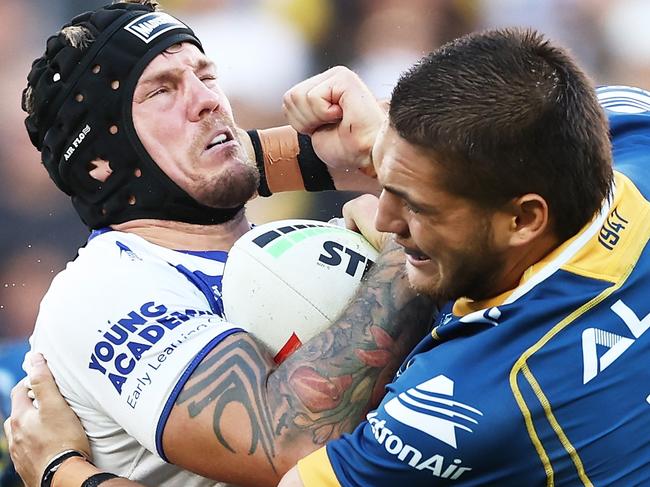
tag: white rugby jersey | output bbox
[30,230,244,487]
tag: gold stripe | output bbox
[508,176,650,486]
[509,369,554,485]
[431,326,440,340]
[297,447,341,487]
[521,364,593,487]
[509,257,637,486]
[564,173,650,282]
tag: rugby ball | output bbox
[222,219,378,363]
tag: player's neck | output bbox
[495,231,560,295]
[110,209,250,251]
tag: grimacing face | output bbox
[373,122,509,302]
[132,42,258,209]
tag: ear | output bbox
[503,194,550,248]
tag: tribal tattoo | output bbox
[174,242,437,472]
[176,338,278,469]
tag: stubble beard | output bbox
[194,144,259,208]
[190,120,260,208]
[410,219,505,303]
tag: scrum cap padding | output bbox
[24,3,243,229]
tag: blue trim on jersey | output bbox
[87,229,230,265]
[176,249,228,262]
[173,263,224,316]
[154,327,245,462]
[88,227,113,241]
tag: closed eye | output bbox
[199,74,218,87]
[404,200,421,214]
[147,86,169,99]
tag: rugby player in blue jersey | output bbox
[8,23,650,487]
[282,32,650,487]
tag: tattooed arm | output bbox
[162,242,437,487]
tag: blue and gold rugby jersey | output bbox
[297,86,650,486]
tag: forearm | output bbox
[240,126,380,195]
[267,242,437,469]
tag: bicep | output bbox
[162,332,300,487]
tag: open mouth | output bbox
[205,130,234,150]
[404,247,430,261]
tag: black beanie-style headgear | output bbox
[23,2,243,229]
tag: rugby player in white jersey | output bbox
[3,1,435,486]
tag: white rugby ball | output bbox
[222,219,378,363]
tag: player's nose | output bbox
[376,190,409,237]
[186,75,221,122]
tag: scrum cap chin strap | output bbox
[24,3,242,229]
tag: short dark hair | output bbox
[389,28,612,240]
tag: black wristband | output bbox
[297,134,335,191]
[247,129,272,197]
[81,472,119,487]
[41,450,86,487]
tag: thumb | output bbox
[28,353,67,411]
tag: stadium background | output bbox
[1,0,649,483]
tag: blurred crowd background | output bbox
[1,1,650,477]
[2,0,650,483]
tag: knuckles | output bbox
[329,65,357,81]
[282,89,298,107]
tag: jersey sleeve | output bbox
[30,241,244,460]
[297,447,341,487]
[296,410,474,487]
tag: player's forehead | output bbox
[374,122,455,204]
[373,123,420,182]
[136,42,214,86]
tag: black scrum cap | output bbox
[23,2,243,229]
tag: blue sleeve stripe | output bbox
[154,327,246,462]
